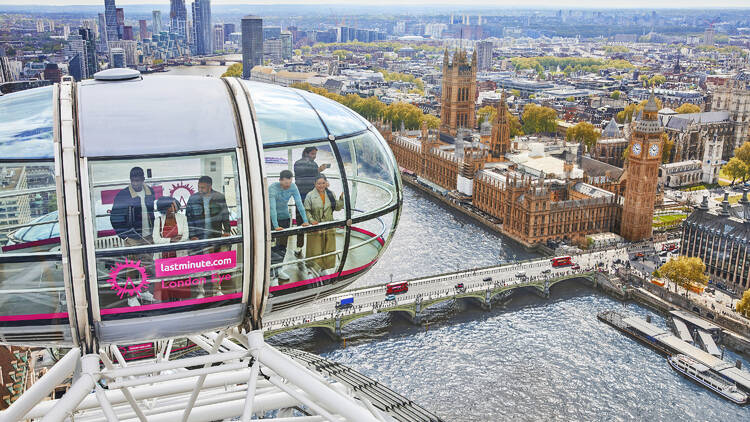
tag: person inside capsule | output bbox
[293,146,330,253]
[269,170,309,283]
[304,174,344,276]
[109,166,156,306]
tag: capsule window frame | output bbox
[0,159,72,333]
[81,149,250,319]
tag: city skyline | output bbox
[2,0,750,9]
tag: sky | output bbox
[1,0,750,8]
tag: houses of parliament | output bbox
[378,48,662,248]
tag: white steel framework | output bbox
[1,329,391,422]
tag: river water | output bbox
[270,186,750,421]
[155,70,750,419]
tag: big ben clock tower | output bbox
[621,92,663,241]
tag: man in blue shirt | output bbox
[269,170,309,281]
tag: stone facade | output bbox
[682,194,750,293]
[709,71,750,159]
[440,49,477,136]
[621,94,663,242]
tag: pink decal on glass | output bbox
[155,250,236,277]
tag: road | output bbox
[264,247,631,330]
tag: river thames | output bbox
[156,69,750,420]
[271,185,750,421]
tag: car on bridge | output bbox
[336,296,354,310]
[571,264,580,270]
[385,294,396,301]
[455,282,465,290]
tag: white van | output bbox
[515,270,526,278]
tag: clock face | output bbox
[649,144,660,157]
[631,143,641,156]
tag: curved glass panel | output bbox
[0,162,69,339]
[336,131,398,219]
[243,81,327,144]
[264,141,347,291]
[87,153,246,319]
[342,209,395,278]
[294,89,368,138]
[0,86,54,160]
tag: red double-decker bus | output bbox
[551,256,572,267]
[386,281,409,294]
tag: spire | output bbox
[719,192,731,217]
[602,117,621,138]
[699,195,709,211]
[740,189,750,223]
[644,89,658,113]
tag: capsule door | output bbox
[73,76,255,345]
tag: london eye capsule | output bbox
[0,70,402,348]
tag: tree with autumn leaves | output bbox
[566,122,599,152]
[477,105,524,137]
[656,256,708,295]
[723,141,750,185]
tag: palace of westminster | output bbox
[377,48,663,248]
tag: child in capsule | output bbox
[269,170,309,283]
[304,174,344,276]
[152,196,190,301]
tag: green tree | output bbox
[293,49,302,56]
[723,157,748,185]
[522,104,557,134]
[332,49,350,59]
[657,256,709,295]
[422,114,441,129]
[477,105,498,126]
[675,103,701,114]
[221,63,242,77]
[566,96,576,102]
[510,89,521,98]
[735,141,750,165]
[610,90,621,100]
[648,74,666,87]
[508,112,524,137]
[737,289,750,318]
[566,121,600,152]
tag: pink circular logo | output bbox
[107,259,150,298]
[169,182,196,207]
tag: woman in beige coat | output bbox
[303,174,344,274]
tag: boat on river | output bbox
[668,354,748,405]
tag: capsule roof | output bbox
[0,78,371,160]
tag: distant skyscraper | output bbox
[704,27,715,46]
[191,0,212,55]
[476,40,493,71]
[79,28,98,78]
[123,26,134,41]
[104,0,118,42]
[139,20,149,41]
[152,10,162,34]
[116,8,125,40]
[170,0,188,38]
[110,47,126,68]
[241,15,262,78]
[213,24,225,52]
[280,31,292,60]
[223,23,235,42]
